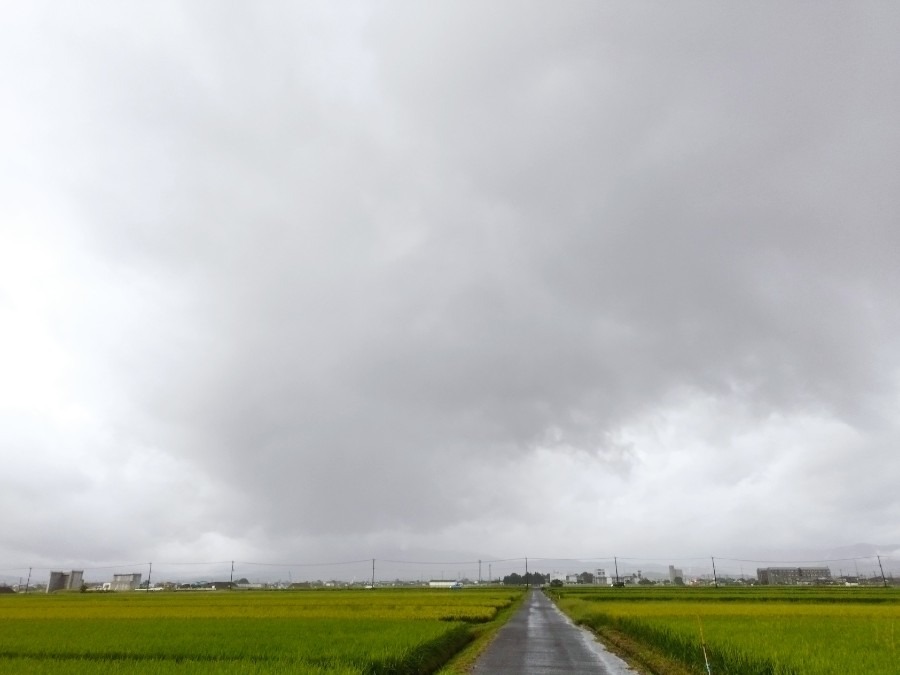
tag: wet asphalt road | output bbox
[471,589,635,674]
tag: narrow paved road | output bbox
[472,589,636,674]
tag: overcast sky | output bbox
[2,1,899,574]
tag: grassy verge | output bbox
[586,623,697,675]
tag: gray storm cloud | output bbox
[1,1,899,567]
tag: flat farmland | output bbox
[550,586,900,675]
[0,588,523,674]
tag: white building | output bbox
[106,573,142,591]
[595,568,612,585]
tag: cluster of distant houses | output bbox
[25,570,262,593]
[46,570,144,593]
[20,571,456,593]
[523,565,888,587]
[540,566,888,587]
[1,564,889,594]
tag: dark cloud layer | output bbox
[2,1,899,566]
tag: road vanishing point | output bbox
[472,589,637,674]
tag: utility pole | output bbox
[25,568,32,594]
[478,560,482,584]
[147,562,152,590]
[371,559,375,588]
[525,557,528,586]
[711,557,718,588]
[877,555,888,587]
[230,561,234,587]
[489,563,492,584]
[614,557,619,585]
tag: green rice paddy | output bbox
[0,588,522,674]
[550,585,900,674]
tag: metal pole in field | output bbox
[489,563,492,584]
[877,555,888,587]
[711,557,718,588]
[478,559,482,584]
[147,562,152,590]
[230,561,234,587]
[614,557,619,585]
[371,559,375,588]
[25,568,31,594]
